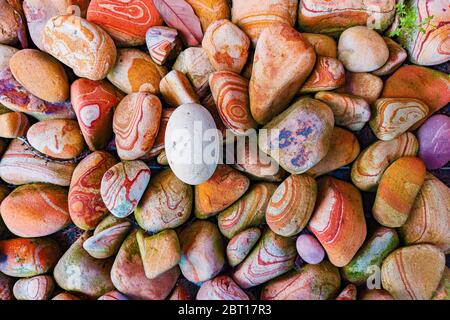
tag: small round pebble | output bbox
[418,115,450,170]
[296,234,325,265]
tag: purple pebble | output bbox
[296,234,325,265]
[417,115,450,170]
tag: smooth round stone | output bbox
[113,93,162,161]
[111,231,180,300]
[135,169,193,233]
[338,26,389,72]
[71,78,123,151]
[42,15,117,81]
[0,0,20,45]
[101,161,151,218]
[0,237,60,277]
[98,290,129,301]
[381,244,445,300]
[417,115,450,170]
[0,112,30,138]
[197,275,249,300]
[179,220,225,283]
[27,119,85,160]
[13,275,54,300]
[54,232,115,298]
[107,49,167,95]
[226,227,261,267]
[259,97,334,174]
[296,234,325,265]
[68,151,118,230]
[10,49,69,103]
[165,103,220,185]
[0,183,71,238]
[0,272,14,300]
[87,0,163,46]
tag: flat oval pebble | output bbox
[113,93,162,160]
[135,169,193,233]
[417,115,450,170]
[27,119,85,160]
[42,15,117,81]
[266,174,317,237]
[101,161,151,218]
[299,56,345,93]
[146,26,182,65]
[165,103,220,185]
[13,275,54,300]
[0,237,60,277]
[68,151,118,230]
[259,97,334,174]
[0,183,71,237]
[0,112,29,138]
[226,227,261,267]
[197,275,249,300]
[295,234,325,265]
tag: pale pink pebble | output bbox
[296,234,325,265]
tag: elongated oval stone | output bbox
[113,93,162,161]
[101,161,151,218]
[13,275,54,300]
[0,237,60,277]
[417,115,450,170]
[135,169,193,233]
[302,33,337,58]
[209,71,257,136]
[259,98,334,174]
[0,139,76,186]
[342,227,399,285]
[399,173,450,253]
[373,157,426,228]
[315,92,371,131]
[295,234,325,265]
[0,112,29,138]
[83,215,132,259]
[261,261,341,300]
[218,183,277,239]
[71,79,123,151]
[42,15,116,81]
[54,232,115,298]
[308,127,360,178]
[27,119,85,160]
[195,164,250,219]
[68,151,118,230]
[266,174,317,237]
[381,244,445,300]
[370,98,429,141]
[226,227,261,267]
[299,57,345,93]
[197,275,249,300]
[351,133,419,192]
[373,37,407,76]
[233,229,296,289]
[146,26,182,65]
[0,183,71,237]
[337,72,383,104]
[111,231,180,300]
[179,220,224,283]
[308,177,367,267]
[250,24,316,125]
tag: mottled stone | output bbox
[13,275,54,300]
[299,57,345,93]
[197,276,249,300]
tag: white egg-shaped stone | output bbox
[165,103,220,185]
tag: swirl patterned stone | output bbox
[261,261,341,300]
[71,79,123,151]
[42,15,117,81]
[209,71,257,136]
[233,229,296,289]
[308,177,367,267]
[179,220,225,283]
[101,161,151,218]
[373,37,407,76]
[299,57,345,93]
[373,157,426,228]
[0,183,71,238]
[0,237,60,277]
[226,227,261,267]
[135,169,193,233]
[146,26,182,65]
[370,98,429,141]
[399,173,450,253]
[142,108,174,159]
[87,0,163,46]
[113,93,162,160]
[351,133,419,192]
[381,244,445,300]
[13,275,54,300]
[197,276,249,300]
[266,174,317,237]
[186,0,230,32]
[68,151,118,230]
[231,0,298,46]
[0,138,76,186]
[0,112,29,138]
[218,183,277,239]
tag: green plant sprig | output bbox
[389,2,435,41]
